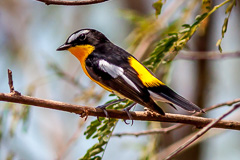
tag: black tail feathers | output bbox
[149,85,203,113]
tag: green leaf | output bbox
[216,39,223,53]
[88,147,104,156]
[80,96,128,159]
[85,128,97,139]
[216,0,236,52]
[152,0,164,17]
[225,0,236,13]
[90,156,102,160]
[179,28,190,34]
[194,13,208,25]
[84,119,102,139]
[182,24,191,28]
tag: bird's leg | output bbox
[96,99,126,121]
[123,102,137,126]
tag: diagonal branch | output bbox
[164,103,240,160]
[36,0,109,5]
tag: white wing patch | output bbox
[98,60,140,93]
[67,30,90,43]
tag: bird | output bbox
[57,28,203,123]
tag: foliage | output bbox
[152,0,165,17]
[80,97,130,159]
[216,0,236,52]
[144,0,235,71]
[81,0,236,159]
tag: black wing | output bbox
[85,43,165,114]
[85,53,148,104]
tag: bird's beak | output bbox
[56,43,72,51]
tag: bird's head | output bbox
[57,29,110,62]
[56,29,109,51]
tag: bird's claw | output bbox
[122,103,136,126]
[123,108,134,125]
[96,105,110,122]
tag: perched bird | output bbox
[57,29,203,122]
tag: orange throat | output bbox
[68,45,95,65]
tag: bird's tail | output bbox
[143,99,165,115]
[148,85,203,113]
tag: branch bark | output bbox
[176,51,240,60]
[1,92,240,130]
[36,0,109,5]
[112,98,240,137]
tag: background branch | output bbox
[36,0,109,5]
[176,51,240,60]
[164,103,240,160]
[112,98,240,137]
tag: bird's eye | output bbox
[79,34,86,41]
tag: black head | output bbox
[57,29,109,51]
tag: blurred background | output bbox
[0,0,240,159]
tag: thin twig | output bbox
[8,69,15,93]
[164,103,240,160]
[157,128,225,159]
[36,0,109,5]
[176,51,240,60]
[112,124,182,137]
[7,69,21,96]
[112,98,240,137]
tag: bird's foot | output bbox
[96,99,126,122]
[123,103,136,126]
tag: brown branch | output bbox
[157,128,225,159]
[7,69,21,96]
[36,0,109,5]
[176,51,240,60]
[112,98,240,137]
[1,93,240,130]
[164,103,240,160]
[2,69,240,131]
[8,69,14,93]
[112,124,183,137]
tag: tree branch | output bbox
[2,69,240,131]
[1,93,240,130]
[164,103,240,160]
[112,98,240,137]
[112,124,183,137]
[176,51,240,60]
[7,69,21,96]
[36,0,109,6]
